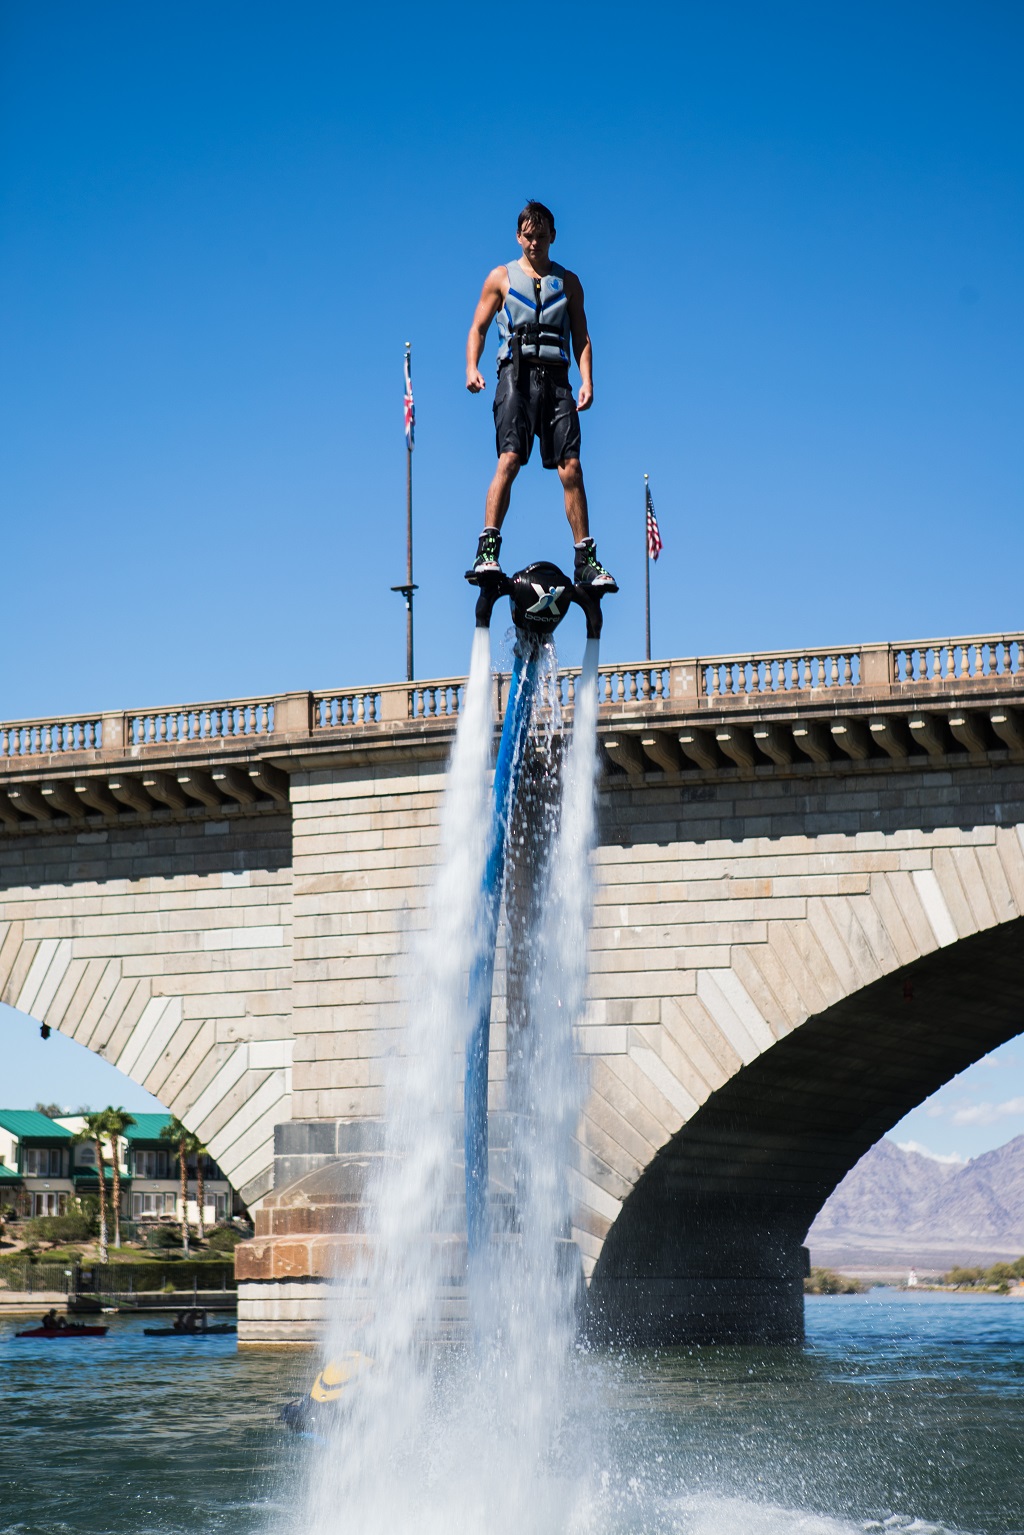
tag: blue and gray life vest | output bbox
[496,259,572,367]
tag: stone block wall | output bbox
[287,759,512,1122]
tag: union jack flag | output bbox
[403,348,415,451]
[646,481,663,560]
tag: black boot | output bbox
[472,528,503,575]
[574,537,618,592]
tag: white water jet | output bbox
[283,628,604,1535]
[433,635,603,1534]
[287,625,494,1532]
[490,636,602,1432]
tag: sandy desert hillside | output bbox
[807,1134,1024,1274]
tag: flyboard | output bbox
[463,561,613,1261]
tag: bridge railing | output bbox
[697,634,1023,703]
[1,632,1021,763]
[314,690,383,728]
[126,697,277,747]
[701,648,863,700]
[0,715,105,758]
[892,636,1022,686]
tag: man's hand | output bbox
[577,381,593,412]
[467,367,487,393]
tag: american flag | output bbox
[403,348,415,451]
[645,481,663,560]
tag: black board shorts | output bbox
[493,361,581,469]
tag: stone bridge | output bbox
[1,630,1022,1342]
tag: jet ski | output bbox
[280,1350,373,1435]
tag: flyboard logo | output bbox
[508,564,574,635]
[550,278,561,291]
[526,584,566,620]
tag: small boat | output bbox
[144,1307,236,1338]
[15,1324,108,1339]
[143,1323,237,1337]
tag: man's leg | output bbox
[559,456,618,591]
[484,452,522,530]
[471,453,521,575]
[557,457,589,541]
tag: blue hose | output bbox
[464,637,541,1259]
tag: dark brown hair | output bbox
[517,200,556,236]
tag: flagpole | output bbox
[392,342,417,682]
[405,358,414,682]
[644,472,651,662]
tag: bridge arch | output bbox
[0,808,294,1206]
[580,838,1024,1343]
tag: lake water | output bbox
[1,1292,1021,1535]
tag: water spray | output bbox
[464,562,612,1264]
[279,562,613,1533]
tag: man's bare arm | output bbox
[466,268,507,392]
[565,272,593,411]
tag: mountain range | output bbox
[806,1134,1024,1274]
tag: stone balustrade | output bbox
[893,635,1022,685]
[126,698,277,748]
[0,715,105,757]
[702,649,862,699]
[0,630,1021,830]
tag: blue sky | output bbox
[1,1,1022,1153]
[1,1005,164,1114]
[893,1039,1024,1163]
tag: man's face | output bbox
[517,219,554,264]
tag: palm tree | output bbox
[191,1137,210,1241]
[101,1107,136,1249]
[75,1113,110,1263]
[160,1117,191,1256]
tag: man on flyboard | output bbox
[466,200,617,592]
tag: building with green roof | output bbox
[0,1110,76,1215]
[0,1109,240,1227]
[0,1110,74,1142]
[121,1113,174,1143]
[55,1113,238,1226]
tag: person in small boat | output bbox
[173,1308,208,1332]
[41,1308,67,1329]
